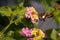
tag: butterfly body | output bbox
[39,13,53,21]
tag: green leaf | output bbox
[6,31,14,37]
[51,29,57,40]
[15,16,24,25]
[45,29,53,37]
[0,7,12,16]
[21,18,34,28]
[56,28,60,32]
[0,32,15,40]
[0,37,15,40]
[56,28,60,40]
[13,7,26,16]
[3,37,15,40]
[53,10,60,24]
[13,7,26,24]
[0,6,26,17]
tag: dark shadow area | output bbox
[0,14,10,31]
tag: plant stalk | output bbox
[0,20,13,37]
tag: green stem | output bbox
[0,16,26,37]
[0,20,13,37]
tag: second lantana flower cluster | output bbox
[25,7,39,23]
[20,27,45,40]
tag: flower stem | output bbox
[0,20,13,37]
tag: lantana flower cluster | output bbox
[20,27,45,40]
[25,7,39,23]
[20,27,32,37]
